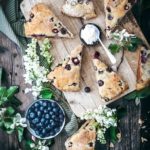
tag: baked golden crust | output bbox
[104,0,133,37]
[47,45,83,92]
[62,0,96,20]
[136,47,150,90]
[65,120,96,150]
[24,3,73,38]
[93,55,128,102]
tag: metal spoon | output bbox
[80,23,116,65]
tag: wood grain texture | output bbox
[20,0,149,117]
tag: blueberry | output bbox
[34,108,38,112]
[46,125,52,130]
[44,120,49,126]
[29,112,35,119]
[60,118,64,124]
[50,131,55,136]
[34,102,39,107]
[59,109,62,114]
[48,107,52,111]
[51,102,57,108]
[84,87,91,93]
[42,129,46,135]
[49,111,54,116]
[32,118,39,124]
[52,108,58,113]
[49,119,53,123]
[54,118,59,122]
[37,111,41,117]
[59,114,64,119]
[45,114,50,119]
[40,106,44,111]
[35,130,40,136]
[54,127,60,133]
[48,103,52,107]
[42,102,47,107]
[51,115,56,119]
[44,109,48,114]
[51,121,55,127]
[41,118,45,123]
[39,101,43,105]
[36,123,42,128]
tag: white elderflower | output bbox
[23,38,53,98]
[14,113,27,128]
[81,105,117,144]
[111,29,135,42]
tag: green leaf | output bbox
[109,126,118,143]
[0,118,3,127]
[137,87,150,99]
[116,107,127,119]
[3,118,14,130]
[25,140,35,150]
[0,87,7,98]
[9,97,22,107]
[40,89,53,99]
[124,90,137,100]
[126,43,138,52]
[6,128,14,134]
[17,127,24,142]
[108,44,121,54]
[130,37,142,44]
[7,86,19,99]
[4,107,15,116]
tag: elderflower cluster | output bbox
[40,38,53,65]
[81,105,117,144]
[30,140,49,150]
[10,113,27,129]
[111,29,136,42]
[23,38,52,98]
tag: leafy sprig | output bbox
[108,29,142,54]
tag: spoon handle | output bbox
[99,39,117,65]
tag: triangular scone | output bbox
[104,0,135,37]
[136,46,150,90]
[24,3,73,38]
[93,51,128,102]
[65,120,96,150]
[47,45,83,92]
[62,0,96,20]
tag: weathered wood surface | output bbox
[21,0,149,117]
[0,31,142,150]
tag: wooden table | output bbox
[0,31,143,150]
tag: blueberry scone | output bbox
[136,46,150,90]
[62,0,96,20]
[24,3,73,38]
[47,45,83,92]
[93,51,128,102]
[104,0,136,37]
[65,120,96,150]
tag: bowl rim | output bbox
[79,23,101,46]
[25,99,66,140]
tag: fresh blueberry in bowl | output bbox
[26,99,65,139]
